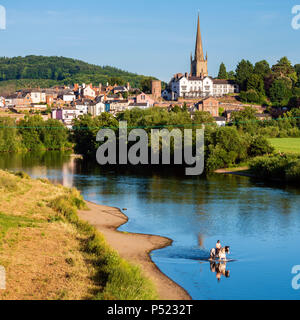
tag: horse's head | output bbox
[225,246,230,254]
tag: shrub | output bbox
[257,127,280,138]
[248,136,274,157]
[14,171,31,180]
[249,154,300,182]
[286,161,300,182]
[278,130,289,138]
[240,90,261,103]
[287,127,300,138]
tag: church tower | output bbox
[190,14,208,78]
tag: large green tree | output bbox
[227,71,236,80]
[217,63,228,79]
[0,117,23,152]
[235,60,254,91]
[254,60,270,78]
[269,79,292,104]
[18,115,70,151]
[246,74,265,95]
[271,57,298,88]
[231,106,257,123]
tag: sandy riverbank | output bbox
[215,167,253,177]
[78,201,191,301]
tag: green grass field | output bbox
[268,138,300,155]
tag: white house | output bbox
[30,91,46,104]
[128,103,149,110]
[82,85,96,99]
[105,100,129,115]
[167,74,239,100]
[62,92,76,103]
[52,108,86,129]
[73,102,90,114]
[213,116,226,127]
[88,101,106,117]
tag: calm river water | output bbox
[1,151,300,300]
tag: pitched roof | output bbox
[213,79,236,85]
[214,117,226,121]
[129,103,148,107]
[114,86,127,91]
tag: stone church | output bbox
[163,15,239,101]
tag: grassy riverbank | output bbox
[0,170,157,300]
[268,138,300,155]
[216,153,300,184]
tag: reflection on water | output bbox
[1,152,300,300]
[210,262,230,282]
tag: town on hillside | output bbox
[0,16,272,128]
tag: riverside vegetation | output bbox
[249,154,300,183]
[0,170,157,300]
[0,105,299,181]
[72,106,300,180]
[0,115,71,152]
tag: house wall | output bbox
[83,86,96,98]
[170,76,239,100]
[88,103,105,117]
[198,97,219,117]
[63,95,75,102]
[136,93,155,106]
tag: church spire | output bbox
[190,13,208,78]
[195,14,204,61]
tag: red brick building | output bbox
[195,97,219,117]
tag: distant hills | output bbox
[0,55,158,95]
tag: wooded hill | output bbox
[0,55,157,95]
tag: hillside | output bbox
[0,55,157,95]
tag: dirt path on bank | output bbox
[79,202,191,301]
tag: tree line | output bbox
[0,116,71,152]
[217,57,300,107]
[72,107,286,172]
[1,106,299,181]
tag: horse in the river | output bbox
[210,246,230,261]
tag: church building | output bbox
[163,15,239,101]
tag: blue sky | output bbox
[0,0,299,81]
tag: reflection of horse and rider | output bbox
[210,261,230,282]
[209,240,231,282]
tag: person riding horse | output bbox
[210,241,230,261]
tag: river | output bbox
[1,151,300,300]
